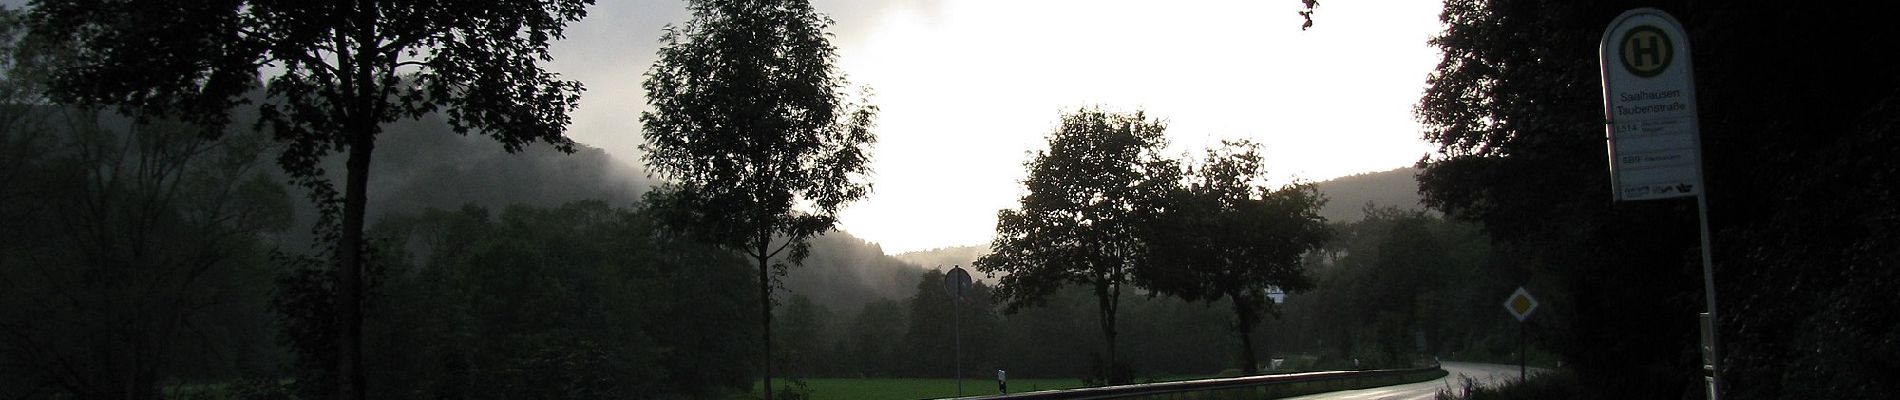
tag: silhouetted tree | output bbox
[847,299,907,377]
[638,0,876,397]
[777,294,833,377]
[1146,140,1330,375]
[899,269,1000,378]
[28,1,594,398]
[975,107,1178,384]
[0,12,291,398]
[358,201,758,398]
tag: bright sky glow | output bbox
[548,0,1447,254]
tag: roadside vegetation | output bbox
[1435,369,1582,400]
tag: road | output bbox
[1279,361,1536,400]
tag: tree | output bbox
[1358,214,1451,365]
[777,294,833,377]
[638,0,877,397]
[28,1,594,398]
[0,114,291,400]
[846,299,907,378]
[0,11,291,398]
[899,269,1000,378]
[975,107,1178,384]
[352,201,761,399]
[1147,140,1330,375]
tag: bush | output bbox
[165,377,295,400]
[1435,369,1581,400]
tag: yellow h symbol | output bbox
[1621,26,1673,77]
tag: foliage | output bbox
[0,115,291,399]
[1276,207,1499,369]
[777,294,835,377]
[1297,0,1320,30]
[898,269,1002,379]
[639,0,877,397]
[784,268,1243,382]
[27,1,595,397]
[844,298,908,377]
[1145,139,1331,375]
[975,107,1179,384]
[1416,0,1899,398]
[0,13,292,397]
[639,0,877,258]
[1434,369,1581,400]
[781,232,923,315]
[351,201,758,399]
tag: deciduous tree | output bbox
[638,0,877,397]
[27,1,595,398]
[1,11,290,398]
[1146,140,1329,375]
[975,107,1177,384]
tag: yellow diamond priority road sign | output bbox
[1505,287,1539,322]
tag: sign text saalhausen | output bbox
[1600,8,1702,201]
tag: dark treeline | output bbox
[0,76,1472,398]
[1,9,287,396]
[0,100,292,398]
[775,268,1257,381]
[1276,206,1516,368]
[359,201,756,398]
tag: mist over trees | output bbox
[362,114,647,219]
[0,11,290,398]
[781,232,925,314]
[894,245,990,276]
[1276,207,1502,369]
[1310,167,1424,223]
[26,1,597,398]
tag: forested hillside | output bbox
[361,114,649,219]
[1311,167,1424,223]
[346,128,1462,385]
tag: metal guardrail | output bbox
[941,364,1447,400]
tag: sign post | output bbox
[944,265,973,397]
[1600,8,1720,399]
[1504,287,1539,381]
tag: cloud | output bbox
[814,0,949,49]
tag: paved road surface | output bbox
[1280,361,1535,400]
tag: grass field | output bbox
[745,377,1089,400]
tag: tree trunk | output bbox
[758,233,774,400]
[337,129,373,400]
[337,2,376,397]
[1233,294,1259,375]
[1095,281,1122,384]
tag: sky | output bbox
[545,0,1449,254]
[3,0,1448,255]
